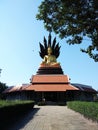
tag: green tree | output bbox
[0,82,8,99]
[0,69,1,76]
[0,69,8,99]
[0,82,7,93]
[36,0,98,61]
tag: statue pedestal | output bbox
[36,64,63,75]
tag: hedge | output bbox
[67,101,98,122]
[0,100,35,129]
[0,100,34,108]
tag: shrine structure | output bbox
[3,34,97,103]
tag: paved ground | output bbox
[10,105,98,130]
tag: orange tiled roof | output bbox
[31,75,69,83]
[25,84,78,92]
[3,75,96,93]
[3,84,29,93]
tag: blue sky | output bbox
[0,0,98,90]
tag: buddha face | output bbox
[47,47,52,55]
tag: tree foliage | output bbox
[0,82,7,94]
[0,69,7,96]
[36,0,98,61]
[0,69,1,76]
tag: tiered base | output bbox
[36,66,63,75]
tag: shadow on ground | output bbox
[1,108,40,130]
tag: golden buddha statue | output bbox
[40,47,60,67]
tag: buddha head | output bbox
[47,47,52,55]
